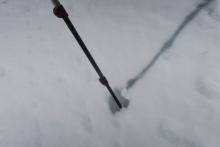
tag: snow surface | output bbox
[0,0,220,146]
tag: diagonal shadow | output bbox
[0,0,8,4]
[126,0,214,90]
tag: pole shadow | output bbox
[126,0,214,90]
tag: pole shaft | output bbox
[63,17,104,78]
[53,5,122,109]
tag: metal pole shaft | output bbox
[63,17,104,78]
[52,5,122,109]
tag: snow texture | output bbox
[0,0,220,147]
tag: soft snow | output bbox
[0,0,220,147]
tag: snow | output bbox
[208,0,220,21]
[0,0,220,146]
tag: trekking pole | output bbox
[50,0,122,109]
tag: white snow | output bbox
[208,0,220,21]
[0,0,220,147]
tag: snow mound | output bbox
[208,0,220,21]
[196,70,220,99]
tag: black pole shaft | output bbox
[53,5,122,109]
[63,17,122,109]
[63,17,104,78]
